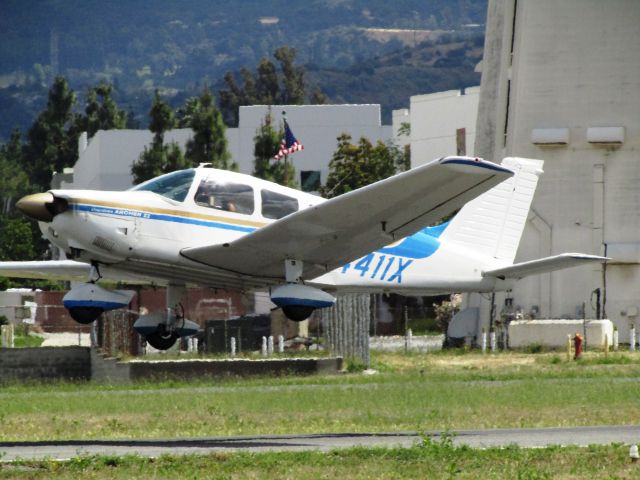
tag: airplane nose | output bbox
[16,192,57,222]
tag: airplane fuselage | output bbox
[42,166,513,295]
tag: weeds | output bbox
[1,445,633,479]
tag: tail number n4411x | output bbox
[340,254,413,283]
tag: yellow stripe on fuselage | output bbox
[72,198,268,229]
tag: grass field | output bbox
[1,443,639,479]
[1,350,640,478]
[1,350,640,441]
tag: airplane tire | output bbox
[282,305,315,322]
[145,330,178,350]
[68,306,103,324]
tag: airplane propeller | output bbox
[16,193,68,222]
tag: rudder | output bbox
[439,157,544,263]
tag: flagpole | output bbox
[282,110,288,186]
[284,153,288,186]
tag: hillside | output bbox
[0,0,487,140]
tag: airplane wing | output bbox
[0,259,160,284]
[0,260,91,281]
[482,253,608,280]
[181,157,514,280]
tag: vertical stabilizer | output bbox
[439,157,544,263]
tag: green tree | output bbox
[219,46,322,127]
[0,216,35,261]
[310,87,328,105]
[0,216,46,290]
[394,121,411,172]
[0,129,29,214]
[184,87,236,170]
[23,76,78,191]
[256,58,279,104]
[175,96,201,128]
[131,90,189,184]
[252,112,295,187]
[274,46,305,104]
[148,90,175,149]
[77,82,127,137]
[218,72,244,126]
[321,133,397,198]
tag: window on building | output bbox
[261,189,299,219]
[130,169,195,202]
[194,179,254,214]
[300,170,321,192]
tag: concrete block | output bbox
[508,319,613,348]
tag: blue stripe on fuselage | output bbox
[377,221,448,259]
[73,202,448,260]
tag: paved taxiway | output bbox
[1,425,639,461]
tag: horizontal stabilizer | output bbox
[482,253,608,280]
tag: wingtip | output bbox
[440,156,514,176]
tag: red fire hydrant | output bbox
[573,333,583,360]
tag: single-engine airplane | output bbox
[0,156,605,349]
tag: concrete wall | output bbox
[0,347,342,383]
[370,335,444,352]
[65,129,193,190]
[127,357,343,381]
[509,320,613,349]
[409,87,480,167]
[0,291,35,324]
[0,346,90,382]
[472,0,640,342]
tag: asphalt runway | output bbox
[1,425,639,461]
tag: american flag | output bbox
[273,119,304,160]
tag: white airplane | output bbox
[0,156,604,349]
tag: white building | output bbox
[62,104,391,192]
[463,0,640,342]
[233,105,392,186]
[66,129,193,190]
[406,87,480,167]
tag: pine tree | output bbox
[0,129,29,214]
[131,90,189,184]
[219,45,324,127]
[274,46,305,104]
[23,76,78,191]
[78,83,127,137]
[184,87,236,170]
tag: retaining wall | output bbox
[0,346,91,382]
[0,347,342,383]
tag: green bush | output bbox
[523,343,544,354]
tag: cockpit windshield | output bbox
[129,169,195,202]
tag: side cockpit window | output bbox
[261,190,299,219]
[194,179,254,214]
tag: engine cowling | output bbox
[271,284,336,322]
[63,283,135,324]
